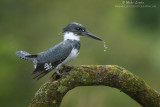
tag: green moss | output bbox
[57,85,68,93]
[60,78,70,84]
[74,67,83,72]
[70,78,75,81]
[30,65,160,107]
[53,100,56,104]
[86,65,97,68]
[34,82,50,97]
[97,65,103,67]
[80,70,97,84]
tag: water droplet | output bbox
[102,41,108,52]
[58,32,62,35]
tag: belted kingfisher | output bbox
[16,23,103,80]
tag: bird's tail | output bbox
[16,51,36,62]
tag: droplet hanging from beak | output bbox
[102,41,108,52]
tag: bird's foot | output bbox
[56,70,69,75]
[62,71,69,75]
[50,67,72,81]
[61,65,73,72]
[50,70,62,81]
[56,70,62,76]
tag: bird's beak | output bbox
[83,31,103,41]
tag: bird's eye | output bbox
[77,27,85,32]
[77,27,81,31]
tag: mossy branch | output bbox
[29,65,160,107]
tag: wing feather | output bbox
[37,40,73,63]
[32,40,73,79]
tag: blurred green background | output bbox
[0,0,160,107]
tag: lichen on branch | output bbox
[29,65,160,107]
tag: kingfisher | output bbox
[16,23,103,80]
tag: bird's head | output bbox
[63,23,103,41]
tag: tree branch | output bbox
[29,65,160,107]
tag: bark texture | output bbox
[29,65,160,107]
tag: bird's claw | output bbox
[56,70,62,76]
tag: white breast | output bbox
[63,32,80,41]
[56,49,79,70]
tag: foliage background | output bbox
[0,0,160,107]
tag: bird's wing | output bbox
[32,40,73,80]
[37,40,73,63]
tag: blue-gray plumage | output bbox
[16,22,103,80]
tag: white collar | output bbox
[63,32,80,41]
